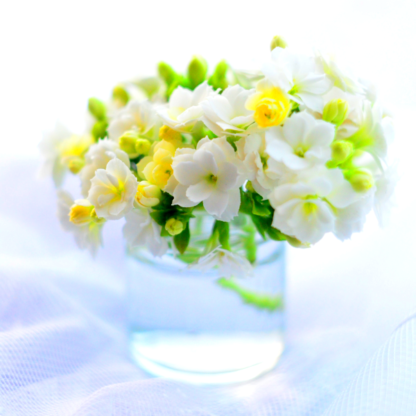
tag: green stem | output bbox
[217,277,283,312]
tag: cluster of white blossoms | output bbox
[40,36,397,275]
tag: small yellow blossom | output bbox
[159,125,182,147]
[59,134,93,171]
[246,85,291,128]
[69,201,103,226]
[140,140,177,188]
[135,181,161,208]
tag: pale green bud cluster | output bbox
[326,140,354,168]
[323,99,349,126]
[119,131,151,158]
[88,97,108,140]
[165,218,184,236]
[345,169,375,192]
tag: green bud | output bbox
[330,140,353,164]
[91,120,108,140]
[67,157,85,174]
[245,181,255,193]
[88,98,107,121]
[135,138,151,155]
[270,36,287,50]
[188,55,208,89]
[322,99,349,126]
[165,218,184,236]
[112,85,130,107]
[286,235,310,248]
[158,62,178,86]
[136,77,161,98]
[119,131,140,156]
[347,169,374,192]
[208,60,228,90]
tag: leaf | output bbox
[252,199,272,217]
[173,222,190,254]
[217,278,284,312]
[239,189,253,215]
[214,221,230,250]
[250,215,267,239]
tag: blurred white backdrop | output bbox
[1,0,416,157]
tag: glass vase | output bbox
[126,214,286,384]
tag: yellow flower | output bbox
[69,204,94,225]
[159,125,182,147]
[139,140,177,188]
[69,200,104,226]
[135,181,161,208]
[246,84,291,128]
[59,134,94,173]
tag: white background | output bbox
[1,0,416,342]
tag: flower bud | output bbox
[165,218,184,236]
[119,131,140,157]
[88,98,107,121]
[348,169,374,192]
[112,85,130,107]
[208,60,228,91]
[69,203,94,225]
[67,157,85,174]
[135,138,151,156]
[91,120,108,140]
[322,99,349,126]
[135,181,161,208]
[245,181,255,193]
[330,140,353,164]
[136,77,161,99]
[270,36,287,50]
[188,55,208,89]
[158,62,178,86]
[159,125,182,146]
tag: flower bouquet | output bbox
[40,36,396,383]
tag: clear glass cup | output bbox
[127,214,286,384]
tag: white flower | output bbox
[262,47,332,112]
[316,51,364,95]
[201,85,255,136]
[347,101,394,160]
[88,158,138,220]
[157,82,215,132]
[123,208,168,257]
[269,167,361,244]
[266,111,335,171]
[56,190,104,255]
[39,122,72,187]
[374,164,398,226]
[167,137,245,221]
[189,247,253,278]
[334,191,374,240]
[108,100,159,141]
[235,132,280,198]
[80,139,130,197]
